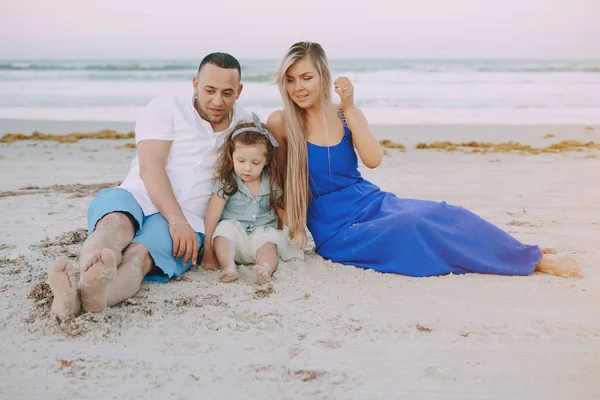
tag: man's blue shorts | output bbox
[87,188,204,283]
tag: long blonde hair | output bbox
[274,41,332,236]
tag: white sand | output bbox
[1,123,599,399]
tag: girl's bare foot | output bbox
[219,264,238,283]
[48,257,81,320]
[540,247,557,254]
[79,249,118,312]
[535,254,582,278]
[201,263,219,271]
[253,263,275,285]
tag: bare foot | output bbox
[48,257,81,320]
[535,254,582,278]
[201,263,219,271]
[219,264,238,283]
[253,264,274,285]
[541,247,557,254]
[79,249,118,312]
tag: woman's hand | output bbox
[292,230,308,250]
[333,78,383,168]
[334,76,355,110]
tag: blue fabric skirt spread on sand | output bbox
[306,125,542,276]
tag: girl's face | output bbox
[232,142,268,183]
[285,56,322,109]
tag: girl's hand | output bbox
[292,230,308,250]
[334,76,355,111]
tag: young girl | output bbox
[201,114,305,284]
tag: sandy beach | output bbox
[1,121,599,399]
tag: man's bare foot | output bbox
[48,257,81,320]
[219,264,238,283]
[253,264,275,285]
[541,247,557,254]
[535,254,582,278]
[79,249,118,312]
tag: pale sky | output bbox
[1,0,599,59]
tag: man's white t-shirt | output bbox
[119,95,250,233]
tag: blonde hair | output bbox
[274,41,332,237]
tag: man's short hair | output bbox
[198,53,241,81]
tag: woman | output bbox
[266,41,580,278]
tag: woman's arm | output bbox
[266,110,288,173]
[334,77,383,168]
[267,110,289,229]
[343,106,383,168]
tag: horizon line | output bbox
[1,57,600,62]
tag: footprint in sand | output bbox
[507,220,542,228]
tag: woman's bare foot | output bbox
[541,247,557,254]
[48,257,81,320]
[79,249,118,312]
[219,264,238,283]
[253,263,275,285]
[535,254,582,278]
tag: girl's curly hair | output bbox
[215,121,284,210]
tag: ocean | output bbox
[1,59,599,125]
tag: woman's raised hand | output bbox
[334,76,355,110]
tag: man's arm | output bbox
[138,139,199,265]
[138,140,185,223]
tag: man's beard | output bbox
[195,98,230,125]
[208,113,228,124]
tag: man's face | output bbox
[193,63,243,127]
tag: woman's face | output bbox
[285,56,322,109]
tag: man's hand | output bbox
[169,223,199,266]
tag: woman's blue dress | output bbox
[306,125,542,276]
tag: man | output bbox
[47,53,250,320]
